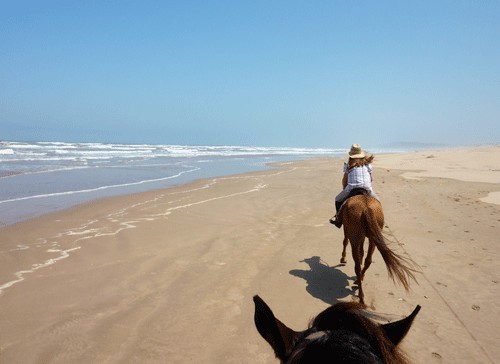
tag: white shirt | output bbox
[343,163,373,189]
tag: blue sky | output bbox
[1,1,499,147]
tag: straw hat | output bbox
[348,144,366,159]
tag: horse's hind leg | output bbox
[340,236,349,264]
[360,240,376,281]
[351,238,365,284]
[350,239,365,304]
[354,258,365,304]
[357,280,365,305]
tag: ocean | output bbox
[0,141,346,226]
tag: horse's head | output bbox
[253,295,420,364]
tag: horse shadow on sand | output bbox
[289,256,356,305]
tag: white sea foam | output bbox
[0,246,81,294]
[1,141,344,160]
[0,148,15,155]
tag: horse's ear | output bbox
[253,295,300,360]
[381,305,421,346]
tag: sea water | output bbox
[0,141,345,226]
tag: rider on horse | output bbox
[330,144,380,228]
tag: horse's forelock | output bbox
[287,328,384,364]
[311,301,371,332]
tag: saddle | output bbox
[331,188,370,228]
[337,188,370,212]
[347,187,370,199]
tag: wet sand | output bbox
[0,146,499,363]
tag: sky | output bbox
[1,1,499,148]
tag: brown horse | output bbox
[254,295,420,364]
[338,194,418,304]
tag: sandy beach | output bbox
[0,145,499,363]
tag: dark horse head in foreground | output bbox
[254,295,420,364]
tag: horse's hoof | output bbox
[340,258,347,264]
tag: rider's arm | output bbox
[342,173,348,188]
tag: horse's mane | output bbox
[288,302,411,364]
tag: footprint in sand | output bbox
[432,352,442,359]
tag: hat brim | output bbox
[348,152,366,159]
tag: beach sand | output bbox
[0,146,499,363]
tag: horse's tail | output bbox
[365,206,418,291]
